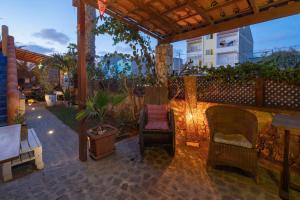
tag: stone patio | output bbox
[0,103,292,200]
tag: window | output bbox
[206,34,213,39]
[205,49,214,55]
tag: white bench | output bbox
[2,128,44,182]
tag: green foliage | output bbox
[183,62,300,85]
[260,49,300,69]
[76,91,125,123]
[32,66,54,94]
[64,89,72,101]
[94,16,156,83]
[14,110,26,124]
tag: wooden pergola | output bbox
[76,0,300,161]
[15,48,50,64]
[0,43,49,64]
[83,0,300,43]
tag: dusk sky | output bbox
[1,0,300,59]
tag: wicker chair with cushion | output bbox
[206,105,258,181]
[139,87,175,157]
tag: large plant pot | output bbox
[45,94,57,107]
[87,125,118,160]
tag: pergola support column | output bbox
[78,0,88,162]
[155,43,173,87]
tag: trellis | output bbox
[168,76,300,110]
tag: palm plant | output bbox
[42,50,77,92]
[76,91,124,134]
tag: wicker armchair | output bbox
[206,105,258,181]
[139,87,175,157]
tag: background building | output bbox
[186,26,253,67]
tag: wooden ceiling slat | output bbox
[83,0,300,43]
[188,0,214,24]
[164,0,300,42]
[248,0,259,13]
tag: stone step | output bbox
[0,100,7,108]
[0,95,7,100]
[0,107,7,116]
[0,115,8,123]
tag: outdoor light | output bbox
[31,107,35,111]
[37,115,42,119]
[48,130,54,135]
[98,0,107,19]
[38,63,43,69]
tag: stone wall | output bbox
[155,44,173,87]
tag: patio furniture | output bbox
[206,105,258,181]
[272,114,300,200]
[139,87,175,156]
[0,126,44,182]
[0,125,21,182]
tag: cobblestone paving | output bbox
[0,103,288,200]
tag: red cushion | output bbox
[145,121,169,130]
[146,104,167,122]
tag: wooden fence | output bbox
[168,76,300,110]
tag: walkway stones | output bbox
[0,103,291,200]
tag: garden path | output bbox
[0,103,285,199]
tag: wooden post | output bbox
[1,25,8,56]
[280,130,290,200]
[78,0,88,162]
[255,78,264,107]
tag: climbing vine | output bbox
[94,16,156,84]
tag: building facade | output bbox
[186,26,253,67]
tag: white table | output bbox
[0,124,21,181]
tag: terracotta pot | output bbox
[87,125,118,160]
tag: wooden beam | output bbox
[161,1,189,15]
[78,0,88,162]
[1,25,8,56]
[83,0,164,40]
[163,1,300,43]
[248,0,259,13]
[106,9,164,40]
[188,0,214,24]
[133,0,182,32]
[206,0,243,12]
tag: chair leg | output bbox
[139,138,144,157]
[2,162,13,182]
[169,144,175,157]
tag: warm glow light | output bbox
[98,0,107,19]
[37,115,42,119]
[186,112,193,121]
[48,130,54,135]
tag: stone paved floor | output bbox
[0,103,293,200]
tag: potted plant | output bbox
[44,83,57,107]
[76,91,124,160]
[14,110,27,141]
